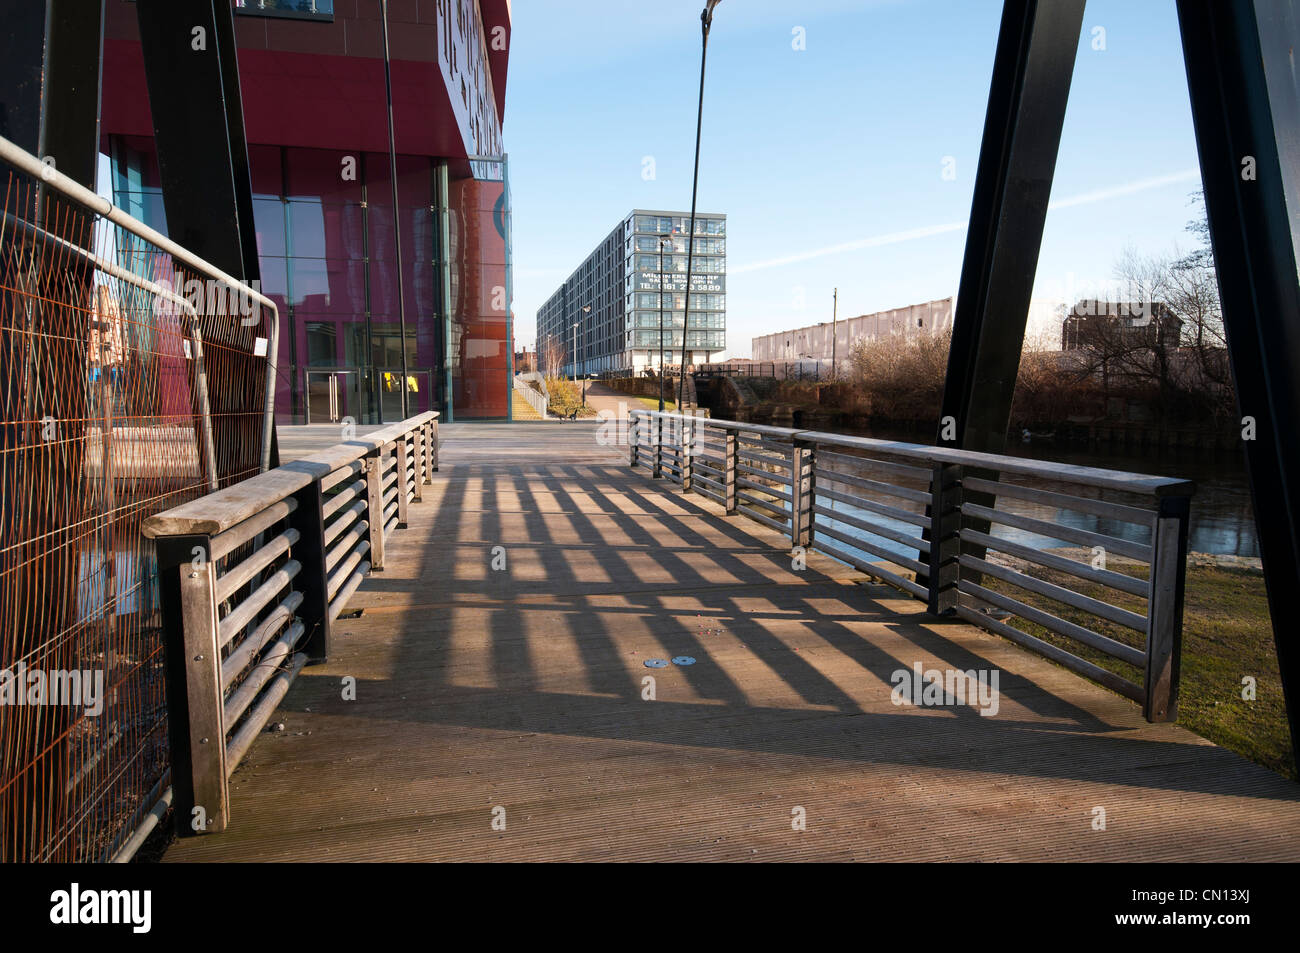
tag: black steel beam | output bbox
[938,0,1085,454]
[136,0,265,482]
[135,0,259,280]
[1176,0,1300,762]
[920,0,1083,594]
[0,0,103,862]
[0,0,105,189]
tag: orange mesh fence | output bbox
[0,156,273,861]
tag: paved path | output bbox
[166,422,1300,861]
[581,380,671,417]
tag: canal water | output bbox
[996,440,1257,558]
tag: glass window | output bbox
[253,199,286,258]
[304,319,338,366]
[258,257,290,309]
[287,258,366,312]
[235,0,335,18]
[287,200,368,260]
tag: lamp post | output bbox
[658,233,673,412]
[571,321,579,385]
[678,0,722,413]
[581,305,592,405]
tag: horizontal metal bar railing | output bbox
[629,410,1194,723]
[141,412,438,836]
[513,374,549,417]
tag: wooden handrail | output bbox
[628,410,1194,497]
[143,412,438,538]
[628,409,1194,723]
[148,412,439,837]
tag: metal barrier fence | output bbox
[141,412,438,835]
[0,135,278,861]
[695,361,838,381]
[629,410,1194,722]
[513,374,549,417]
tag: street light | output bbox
[585,304,595,405]
[579,304,591,403]
[658,233,673,412]
[678,0,722,412]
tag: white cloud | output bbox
[730,168,1202,275]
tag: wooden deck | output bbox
[165,422,1300,862]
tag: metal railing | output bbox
[513,374,549,417]
[0,135,278,861]
[695,361,839,381]
[140,412,438,836]
[629,410,1194,722]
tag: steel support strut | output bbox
[923,0,1085,591]
[938,0,1084,454]
[1177,0,1300,762]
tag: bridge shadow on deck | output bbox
[165,424,1300,863]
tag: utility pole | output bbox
[831,287,838,379]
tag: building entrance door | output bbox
[377,367,435,423]
[305,368,362,425]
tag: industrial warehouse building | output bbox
[751,297,954,363]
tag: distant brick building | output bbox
[1061,301,1183,352]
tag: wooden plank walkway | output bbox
[165,422,1300,862]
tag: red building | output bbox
[100,0,513,422]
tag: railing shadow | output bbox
[306,441,1295,802]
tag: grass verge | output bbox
[982,560,1292,778]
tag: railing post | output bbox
[927,462,962,615]
[365,447,387,570]
[411,427,424,502]
[629,413,639,468]
[1144,494,1190,722]
[155,534,229,836]
[289,479,332,662]
[790,438,814,547]
[395,435,411,528]
[428,418,439,474]
[681,415,694,491]
[654,415,663,479]
[723,429,737,514]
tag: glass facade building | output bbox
[538,209,726,375]
[100,0,513,422]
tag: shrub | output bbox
[545,376,582,417]
[847,329,951,423]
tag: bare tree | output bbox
[537,334,567,379]
[1169,191,1233,418]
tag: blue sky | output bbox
[505,0,1204,355]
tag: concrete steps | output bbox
[511,390,543,420]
